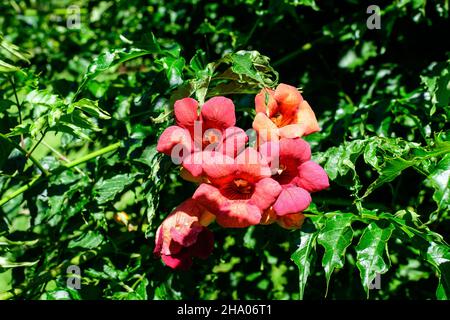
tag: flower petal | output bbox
[279,138,311,163]
[217,126,248,158]
[193,184,261,228]
[179,167,204,183]
[156,126,192,160]
[258,141,279,164]
[250,178,282,210]
[192,183,230,214]
[296,161,330,192]
[252,112,279,141]
[215,201,262,228]
[182,151,205,178]
[201,96,236,130]
[170,224,203,248]
[174,98,199,129]
[258,141,280,175]
[272,186,312,216]
[235,147,272,180]
[153,225,164,255]
[277,213,306,230]
[255,88,278,117]
[274,83,303,115]
[161,252,192,270]
[199,211,216,226]
[278,124,305,139]
[189,228,214,259]
[201,152,236,186]
[295,100,320,136]
[154,199,203,256]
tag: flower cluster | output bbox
[154,83,329,269]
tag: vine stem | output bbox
[9,76,22,124]
[26,128,48,159]
[0,142,121,207]
[0,175,41,207]
[41,140,86,177]
[8,75,25,148]
[0,133,49,176]
[64,142,121,169]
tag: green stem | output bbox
[41,140,86,177]
[0,142,121,207]
[240,16,262,48]
[272,42,314,67]
[64,142,121,169]
[0,175,41,207]
[26,128,48,159]
[9,75,22,124]
[9,75,25,148]
[0,133,49,176]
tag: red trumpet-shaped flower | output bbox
[259,138,329,226]
[252,83,320,142]
[157,97,247,162]
[192,148,282,228]
[154,199,215,270]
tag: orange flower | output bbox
[252,83,320,141]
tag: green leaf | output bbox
[317,213,354,294]
[158,55,185,87]
[291,222,318,300]
[113,277,149,300]
[226,50,278,86]
[320,139,366,197]
[230,52,265,84]
[40,288,81,300]
[26,89,60,107]
[0,217,7,236]
[363,140,380,170]
[355,221,395,296]
[364,138,450,197]
[206,81,261,97]
[287,0,319,10]
[68,230,104,249]
[0,34,31,63]
[153,277,182,300]
[427,154,450,210]
[0,135,13,169]
[141,146,166,234]
[243,226,256,249]
[0,59,19,73]
[69,99,111,120]
[189,49,207,74]
[0,237,39,246]
[0,257,38,268]
[421,60,450,109]
[322,139,366,180]
[0,99,14,113]
[93,173,138,204]
[76,47,158,96]
[364,157,416,197]
[425,242,450,300]
[133,277,149,300]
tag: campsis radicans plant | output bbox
[154,83,329,270]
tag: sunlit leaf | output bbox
[356,221,395,296]
[317,213,354,294]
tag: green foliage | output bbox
[291,220,318,299]
[317,213,354,293]
[0,0,449,300]
[355,221,395,296]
